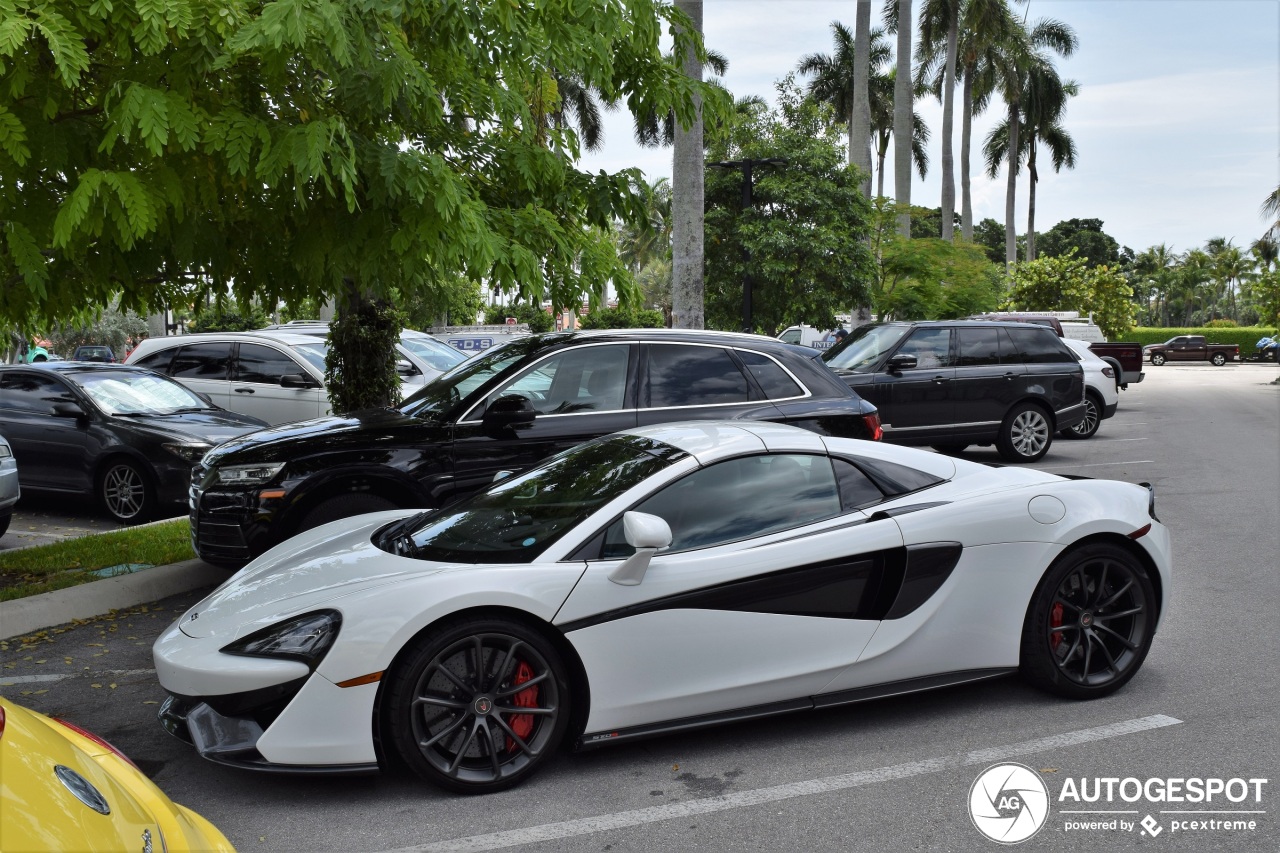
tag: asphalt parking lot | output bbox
[2,362,1277,852]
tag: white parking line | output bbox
[383,714,1182,853]
[0,668,155,687]
[1038,460,1154,470]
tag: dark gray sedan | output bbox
[0,363,268,523]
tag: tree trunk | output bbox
[877,144,888,198]
[960,69,974,242]
[1026,137,1038,261]
[852,0,874,199]
[940,8,959,242]
[671,0,705,329]
[1004,101,1019,267]
[893,0,913,237]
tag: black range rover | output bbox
[821,321,1085,463]
[191,329,883,567]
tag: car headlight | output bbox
[162,442,212,463]
[213,462,285,486]
[221,610,342,669]
[0,444,11,459]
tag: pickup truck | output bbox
[1088,341,1145,389]
[1144,335,1239,366]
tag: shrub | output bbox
[579,307,665,330]
[1204,318,1238,328]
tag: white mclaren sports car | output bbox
[154,422,1171,793]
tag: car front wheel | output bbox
[98,459,155,523]
[1150,353,1166,366]
[384,617,572,793]
[1210,352,1227,366]
[1020,543,1156,699]
[298,493,399,533]
[996,403,1052,462]
[1060,392,1102,440]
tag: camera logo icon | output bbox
[969,763,1051,844]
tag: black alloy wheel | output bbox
[1020,543,1156,699]
[385,617,571,793]
[1150,353,1166,366]
[1060,392,1102,440]
[98,459,155,523]
[996,402,1052,462]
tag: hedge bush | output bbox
[1124,326,1278,349]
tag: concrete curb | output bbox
[0,558,225,641]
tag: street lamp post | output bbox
[707,157,786,333]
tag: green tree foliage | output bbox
[579,306,665,329]
[398,277,483,329]
[972,217,1008,265]
[1004,251,1135,340]
[1037,218,1123,268]
[483,303,554,334]
[46,307,149,355]
[703,80,874,335]
[0,0,725,409]
[188,298,269,332]
[325,298,403,411]
[868,200,1003,320]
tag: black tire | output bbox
[97,458,155,523]
[298,493,399,533]
[931,444,969,455]
[1020,542,1156,699]
[1150,353,1166,366]
[996,402,1053,462]
[1210,352,1227,366]
[1059,391,1102,440]
[383,616,572,793]
[0,512,10,539]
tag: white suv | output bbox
[1060,337,1119,440]
[126,331,333,426]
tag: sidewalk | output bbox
[0,558,226,641]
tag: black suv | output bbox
[191,329,883,567]
[821,321,1084,462]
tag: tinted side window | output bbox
[486,344,630,415]
[603,454,842,555]
[169,343,232,380]
[957,327,1006,367]
[832,458,885,509]
[0,373,77,414]
[132,348,176,373]
[896,329,954,368]
[737,350,804,399]
[647,345,749,407]
[236,343,304,384]
[1007,327,1074,364]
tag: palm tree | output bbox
[1181,249,1213,324]
[852,0,875,198]
[1262,185,1280,237]
[671,0,704,329]
[617,177,673,273]
[982,70,1079,261]
[916,0,961,240]
[893,0,915,236]
[1252,235,1278,272]
[1214,243,1253,322]
[987,16,1077,265]
[633,50,729,147]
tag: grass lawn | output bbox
[0,519,194,602]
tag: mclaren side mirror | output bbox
[608,512,673,586]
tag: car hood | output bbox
[203,407,429,466]
[178,510,446,640]
[111,411,266,445]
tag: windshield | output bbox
[822,324,910,372]
[398,337,549,419]
[75,371,212,414]
[400,334,467,371]
[392,435,677,563]
[292,343,329,374]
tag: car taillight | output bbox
[863,412,883,442]
[1101,367,1114,378]
[53,717,140,770]
[0,704,6,741]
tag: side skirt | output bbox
[573,668,1016,751]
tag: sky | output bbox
[581,0,1280,256]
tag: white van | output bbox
[777,325,846,350]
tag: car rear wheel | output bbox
[1020,543,1156,699]
[298,493,399,533]
[0,512,10,539]
[996,402,1052,462]
[384,617,571,793]
[1060,392,1102,440]
[1210,352,1227,366]
[1150,353,1166,366]
[98,459,155,523]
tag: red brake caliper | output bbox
[505,661,538,752]
[1049,602,1064,652]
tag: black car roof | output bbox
[867,319,1059,330]
[516,328,809,351]
[1,362,146,376]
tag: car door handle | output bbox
[234,388,255,394]
[1003,372,1017,380]
[932,375,950,383]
